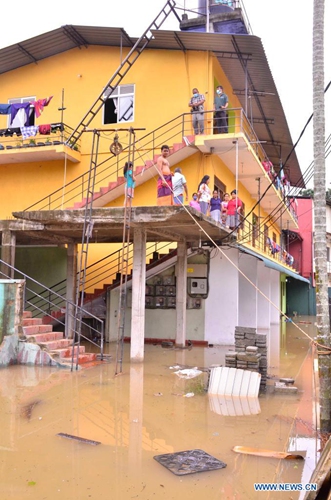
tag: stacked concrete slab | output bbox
[225,327,267,391]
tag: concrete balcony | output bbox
[0,123,81,164]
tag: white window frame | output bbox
[103,85,135,125]
[8,96,36,128]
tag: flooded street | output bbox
[0,318,319,500]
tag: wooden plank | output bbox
[233,446,304,460]
[57,433,101,446]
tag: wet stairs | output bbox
[68,136,195,209]
[19,311,97,367]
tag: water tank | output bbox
[197,0,234,15]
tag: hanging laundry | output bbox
[0,104,11,115]
[21,126,39,141]
[51,122,64,133]
[39,124,51,135]
[32,96,53,118]
[10,103,31,127]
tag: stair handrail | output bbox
[26,241,175,312]
[23,111,191,211]
[0,260,104,356]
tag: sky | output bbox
[1,0,330,186]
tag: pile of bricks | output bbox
[225,326,268,391]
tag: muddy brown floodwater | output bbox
[0,318,319,500]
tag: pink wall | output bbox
[290,198,313,279]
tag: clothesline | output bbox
[0,96,53,126]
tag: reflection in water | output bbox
[0,318,318,499]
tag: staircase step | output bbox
[23,324,54,335]
[23,318,43,326]
[51,345,85,359]
[38,338,72,350]
[25,331,64,343]
[23,311,32,318]
[76,353,97,364]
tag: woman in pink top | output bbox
[189,192,201,211]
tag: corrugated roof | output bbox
[0,25,302,184]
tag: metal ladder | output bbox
[115,131,136,375]
[66,0,180,147]
[72,130,101,370]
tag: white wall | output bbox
[269,269,280,324]
[238,254,258,328]
[257,263,271,330]
[205,247,239,345]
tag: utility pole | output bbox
[312,0,331,432]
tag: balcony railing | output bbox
[238,217,299,272]
[0,122,81,152]
[22,108,296,219]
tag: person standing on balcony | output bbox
[189,193,201,211]
[197,175,211,215]
[188,88,205,135]
[226,189,242,230]
[221,192,230,225]
[214,85,229,133]
[210,190,222,223]
[172,167,188,205]
[156,145,173,206]
[123,161,136,207]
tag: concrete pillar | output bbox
[65,243,77,339]
[205,247,239,344]
[129,365,144,468]
[256,262,271,331]
[238,254,258,328]
[175,241,187,347]
[1,230,16,279]
[270,269,280,324]
[130,228,146,362]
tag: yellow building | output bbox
[0,18,309,358]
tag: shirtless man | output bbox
[156,145,173,205]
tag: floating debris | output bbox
[20,400,41,421]
[173,368,202,379]
[154,449,227,476]
[233,446,304,460]
[57,433,101,446]
[183,392,195,398]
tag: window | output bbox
[8,96,35,127]
[103,85,135,124]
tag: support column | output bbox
[238,254,258,328]
[130,228,146,362]
[1,230,16,278]
[270,269,280,324]
[65,243,77,339]
[257,263,271,331]
[176,241,187,347]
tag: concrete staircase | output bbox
[18,311,97,367]
[68,136,195,209]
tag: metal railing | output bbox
[237,218,299,271]
[23,108,293,215]
[25,241,176,316]
[0,122,81,152]
[0,260,104,357]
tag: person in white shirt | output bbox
[172,167,188,205]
